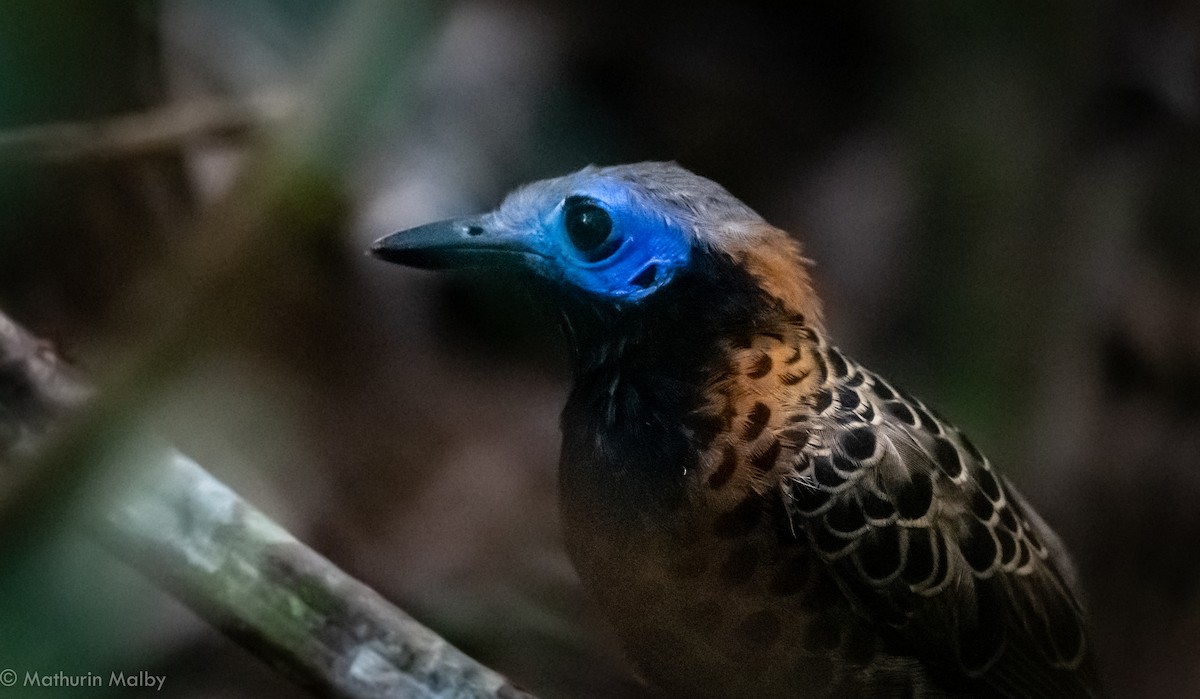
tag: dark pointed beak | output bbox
[370,216,538,270]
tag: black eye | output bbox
[563,195,619,261]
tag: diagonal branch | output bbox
[0,94,293,164]
[0,309,536,699]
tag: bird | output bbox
[371,162,1099,698]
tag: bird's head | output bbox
[372,162,822,336]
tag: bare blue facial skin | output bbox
[520,176,693,302]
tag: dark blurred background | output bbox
[0,1,1197,697]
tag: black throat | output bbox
[555,249,780,524]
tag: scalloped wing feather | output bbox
[782,351,1099,698]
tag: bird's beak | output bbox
[370,215,538,270]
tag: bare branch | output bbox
[0,94,293,164]
[0,309,536,699]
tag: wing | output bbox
[780,347,1100,698]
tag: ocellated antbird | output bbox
[372,162,1099,698]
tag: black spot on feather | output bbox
[933,437,964,478]
[815,455,846,487]
[749,439,782,472]
[957,578,1006,674]
[998,506,1018,532]
[747,351,773,378]
[996,526,1018,566]
[811,353,828,382]
[837,387,860,411]
[857,524,903,581]
[886,401,916,425]
[977,468,1002,502]
[902,529,935,584]
[826,497,867,535]
[813,389,833,414]
[780,425,810,445]
[971,489,994,521]
[839,426,875,460]
[707,445,738,489]
[911,403,935,430]
[963,520,999,574]
[895,472,934,520]
[828,349,848,378]
[790,478,831,514]
[862,491,896,520]
[742,401,771,440]
[689,413,723,451]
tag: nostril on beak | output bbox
[466,225,485,237]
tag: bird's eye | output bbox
[563,195,619,262]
